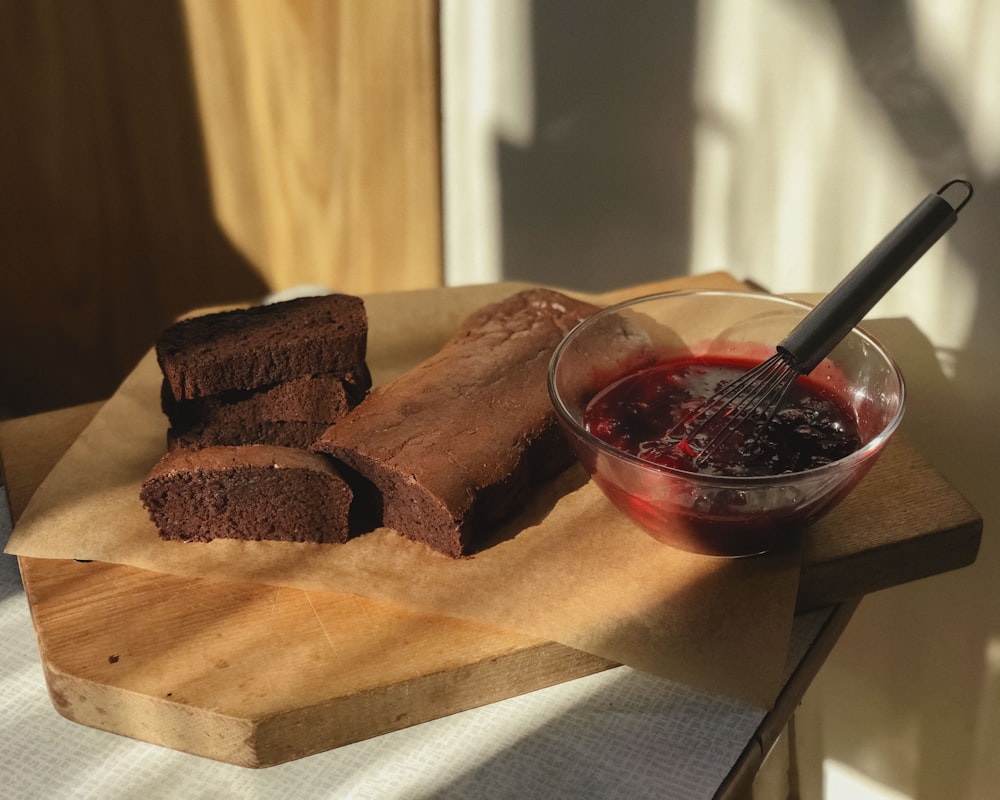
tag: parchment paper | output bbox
[6,273,801,707]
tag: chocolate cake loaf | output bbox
[312,288,600,557]
[157,294,371,403]
[163,373,362,449]
[141,445,352,543]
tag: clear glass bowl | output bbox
[548,290,906,556]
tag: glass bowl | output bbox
[547,290,906,557]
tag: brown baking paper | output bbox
[6,273,801,707]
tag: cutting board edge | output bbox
[36,617,617,768]
[796,515,982,612]
[249,642,618,768]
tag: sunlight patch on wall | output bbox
[968,636,1000,797]
[824,759,912,800]
[442,0,533,286]
[911,0,1000,177]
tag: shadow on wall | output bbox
[0,1,269,418]
[497,0,697,292]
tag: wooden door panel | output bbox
[0,0,441,417]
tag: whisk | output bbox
[667,178,974,464]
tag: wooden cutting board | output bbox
[3,400,981,767]
[8,403,610,767]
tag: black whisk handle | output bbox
[778,179,973,374]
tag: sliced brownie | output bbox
[163,373,362,449]
[157,294,371,403]
[312,288,600,557]
[141,445,352,543]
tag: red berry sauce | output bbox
[583,355,862,478]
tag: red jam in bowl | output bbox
[583,355,862,477]
[576,355,871,556]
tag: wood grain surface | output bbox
[181,0,442,293]
[0,0,441,417]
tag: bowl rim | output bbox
[548,289,908,486]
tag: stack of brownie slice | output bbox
[140,294,370,544]
[156,294,371,449]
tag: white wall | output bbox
[443,2,999,797]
